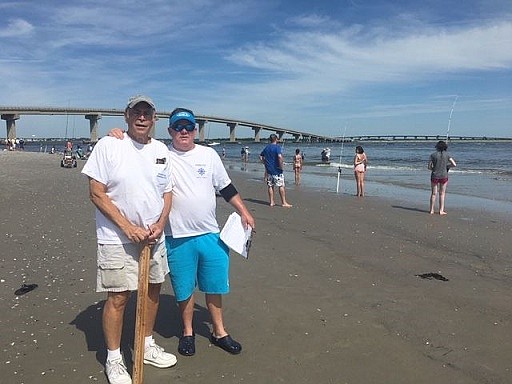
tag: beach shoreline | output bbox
[1,151,511,384]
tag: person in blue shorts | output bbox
[165,108,255,356]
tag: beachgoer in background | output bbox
[260,134,292,207]
[221,147,226,159]
[321,147,331,163]
[241,146,249,162]
[293,148,303,185]
[82,95,176,384]
[428,140,456,215]
[108,107,255,357]
[354,145,368,197]
[76,145,86,159]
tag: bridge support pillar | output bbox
[293,134,301,142]
[197,120,206,142]
[228,123,237,142]
[277,130,284,141]
[252,126,261,142]
[85,114,102,142]
[1,114,19,139]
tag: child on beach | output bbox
[353,145,367,197]
[428,140,457,215]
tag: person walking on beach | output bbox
[293,148,303,185]
[108,107,255,357]
[259,134,292,207]
[353,145,368,197]
[82,95,177,384]
[428,140,457,215]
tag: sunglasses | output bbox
[129,108,154,118]
[171,123,196,132]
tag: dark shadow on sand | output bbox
[391,205,429,214]
[70,293,212,368]
[244,198,271,206]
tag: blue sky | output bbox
[1,0,511,139]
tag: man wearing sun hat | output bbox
[82,95,177,384]
[165,108,255,357]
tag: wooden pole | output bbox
[132,244,151,384]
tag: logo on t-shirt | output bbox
[197,167,206,176]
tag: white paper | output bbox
[220,212,253,258]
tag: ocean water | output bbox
[217,140,512,216]
[18,139,512,216]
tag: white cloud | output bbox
[228,20,512,86]
[0,18,34,37]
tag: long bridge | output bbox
[1,106,510,143]
[0,106,335,143]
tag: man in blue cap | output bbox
[166,108,255,356]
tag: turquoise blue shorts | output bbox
[166,233,230,302]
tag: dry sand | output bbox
[0,151,511,384]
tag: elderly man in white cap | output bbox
[82,95,177,384]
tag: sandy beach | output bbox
[1,151,511,384]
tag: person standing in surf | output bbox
[353,145,368,197]
[428,140,457,215]
[293,148,303,185]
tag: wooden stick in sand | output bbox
[132,243,151,384]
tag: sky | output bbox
[1,0,511,140]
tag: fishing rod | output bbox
[446,95,458,141]
[336,123,348,194]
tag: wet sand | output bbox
[1,151,511,384]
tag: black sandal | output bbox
[178,334,195,356]
[210,334,242,355]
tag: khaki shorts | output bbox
[96,241,169,292]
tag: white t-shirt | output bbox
[166,144,231,238]
[82,134,172,244]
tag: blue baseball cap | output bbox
[169,110,195,127]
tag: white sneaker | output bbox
[105,357,132,384]
[144,341,177,368]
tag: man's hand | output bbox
[122,224,151,244]
[240,211,255,232]
[108,128,125,139]
[147,223,164,245]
